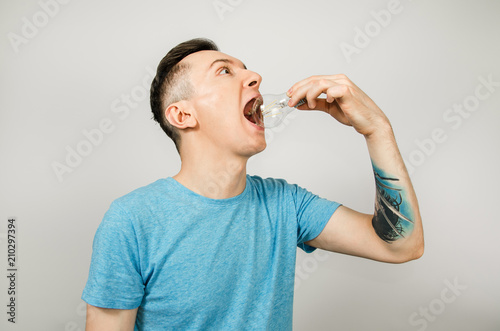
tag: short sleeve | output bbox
[82,202,144,309]
[291,184,341,253]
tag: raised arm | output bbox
[86,304,138,331]
[287,74,424,263]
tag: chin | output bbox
[241,139,267,158]
[254,141,267,155]
[255,135,267,152]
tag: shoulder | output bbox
[116,178,167,200]
[107,178,172,217]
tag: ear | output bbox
[164,101,197,129]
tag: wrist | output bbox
[364,120,394,141]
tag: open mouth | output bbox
[243,96,264,128]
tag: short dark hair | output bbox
[150,38,219,153]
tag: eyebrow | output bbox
[209,58,247,70]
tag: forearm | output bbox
[287,73,424,260]
[365,124,424,259]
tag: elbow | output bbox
[388,240,424,264]
[411,230,425,261]
[401,240,425,263]
[400,225,425,263]
[409,244,424,261]
[415,241,425,259]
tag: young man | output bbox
[82,38,423,330]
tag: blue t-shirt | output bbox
[82,174,340,330]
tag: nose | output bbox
[245,70,262,89]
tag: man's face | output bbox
[181,50,266,158]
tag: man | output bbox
[82,38,423,330]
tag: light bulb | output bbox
[259,93,306,128]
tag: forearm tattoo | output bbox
[372,163,414,242]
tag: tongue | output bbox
[245,114,255,124]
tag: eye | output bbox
[219,66,231,75]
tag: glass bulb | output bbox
[259,93,306,128]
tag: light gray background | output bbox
[1,0,499,330]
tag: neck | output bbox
[173,146,249,199]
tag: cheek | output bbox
[195,95,241,129]
[193,94,219,125]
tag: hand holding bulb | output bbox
[285,74,392,137]
[247,74,389,136]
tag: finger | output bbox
[326,84,350,102]
[288,74,353,95]
[292,82,350,110]
[289,79,334,108]
[288,75,325,95]
[326,89,335,103]
[304,84,330,109]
